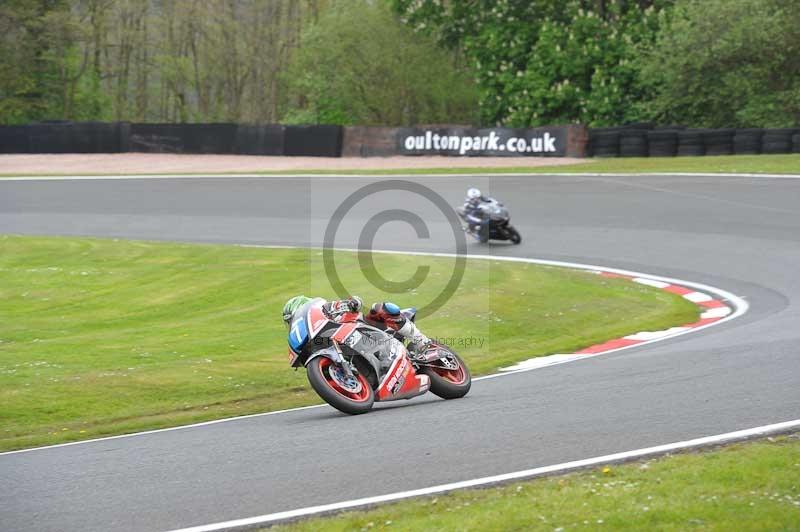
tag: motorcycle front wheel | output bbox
[307,357,374,415]
[506,225,522,244]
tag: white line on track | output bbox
[1,171,799,181]
[167,419,800,532]
[0,248,748,457]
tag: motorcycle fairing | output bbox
[376,342,430,401]
[288,316,310,355]
[332,322,359,343]
[306,300,329,337]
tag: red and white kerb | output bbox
[574,271,732,355]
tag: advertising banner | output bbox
[397,126,569,157]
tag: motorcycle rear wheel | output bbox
[419,348,471,400]
[307,356,374,414]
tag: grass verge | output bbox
[246,154,800,175]
[0,235,698,451]
[269,433,800,532]
[264,154,797,175]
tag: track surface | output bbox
[1,174,799,532]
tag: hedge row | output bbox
[0,122,343,157]
[589,126,800,157]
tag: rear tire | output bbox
[307,357,374,415]
[419,348,471,400]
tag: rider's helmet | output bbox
[466,187,481,200]
[282,295,311,326]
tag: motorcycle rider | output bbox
[462,187,493,236]
[282,295,432,349]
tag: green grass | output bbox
[246,154,800,175]
[1,154,797,177]
[0,235,698,451]
[536,154,800,175]
[269,433,800,532]
[275,154,795,175]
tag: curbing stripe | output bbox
[502,269,735,365]
[165,419,800,532]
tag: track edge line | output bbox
[166,419,800,532]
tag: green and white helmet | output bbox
[282,295,311,324]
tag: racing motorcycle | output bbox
[457,198,522,244]
[286,298,471,415]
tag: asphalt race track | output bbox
[1,174,799,532]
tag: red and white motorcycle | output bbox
[286,298,471,415]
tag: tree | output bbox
[282,0,479,126]
[393,0,672,127]
[636,0,800,127]
[0,0,70,123]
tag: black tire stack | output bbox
[703,129,735,156]
[588,124,799,158]
[677,129,706,156]
[647,130,679,157]
[733,129,763,154]
[761,129,797,154]
[619,129,649,157]
[588,129,621,157]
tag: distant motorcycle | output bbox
[457,198,522,244]
[286,298,471,415]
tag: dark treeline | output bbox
[0,0,323,124]
[1,0,797,128]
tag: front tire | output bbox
[479,222,490,244]
[307,357,374,415]
[506,225,522,244]
[419,348,471,400]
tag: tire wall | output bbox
[588,125,798,157]
[0,122,590,158]
[0,122,339,157]
[1,122,796,158]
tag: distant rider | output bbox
[282,295,432,349]
[462,187,493,234]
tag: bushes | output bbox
[636,0,800,128]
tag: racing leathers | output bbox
[367,301,431,348]
[321,296,431,349]
[463,194,493,233]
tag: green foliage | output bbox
[3,0,797,128]
[393,0,672,127]
[636,0,800,127]
[0,0,111,124]
[0,0,60,124]
[282,1,479,126]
